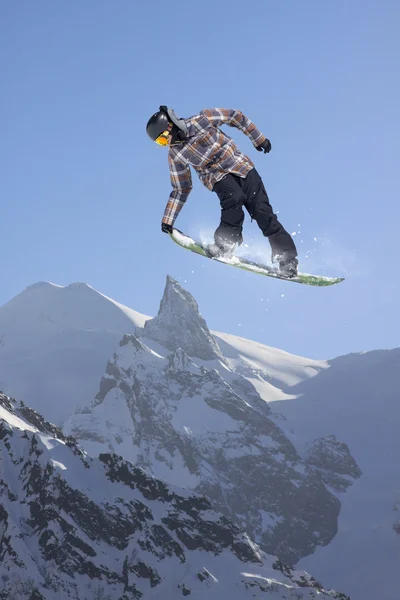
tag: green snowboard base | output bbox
[170,228,344,287]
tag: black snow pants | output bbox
[212,168,297,259]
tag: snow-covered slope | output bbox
[0,392,349,600]
[0,278,398,600]
[209,334,400,600]
[65,277,361,567]
[266,350,400,600]
[0,281,150,425]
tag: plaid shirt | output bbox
[162,108,267,226]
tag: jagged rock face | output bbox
[65,336,361,565]
[0,394,350,600]
[137,276,224,361]
[306,435,363,492]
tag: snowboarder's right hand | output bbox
[256,139,272,153]
[161,222,173,234]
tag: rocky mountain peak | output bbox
[0,392,349,600]
[138,276,224,362]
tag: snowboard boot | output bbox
[272,252,298,278]
[279,257,298,278]
[207,241,237,259]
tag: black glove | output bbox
[161,222,173,234]
[256,139,272,153]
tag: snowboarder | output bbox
[146,106,298,277]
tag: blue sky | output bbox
[1,1,399,359]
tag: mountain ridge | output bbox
[64,281,361,565]
[0,392,350,600]
[1,278,398,600]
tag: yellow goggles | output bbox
[155,123,173,146]
[155,129,171,146]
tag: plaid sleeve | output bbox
[162,152,193,226]
[201,108,267,148]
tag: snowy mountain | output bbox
[64,277,361,567]
[269,350,400,600]
[213,334,400,600]
[0,281,149,425]
[0,392,349,600]
[0,278,398,600]
[141,275,224,362]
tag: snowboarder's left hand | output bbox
[256,139,272,153]
[161,222,173,234]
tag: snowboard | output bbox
[170,228,344,287]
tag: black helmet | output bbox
[146,108,170,142]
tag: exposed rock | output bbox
[137,276,225,362]
[306,435,362,492]
[65,337,354,564]
[0,393,349,600]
